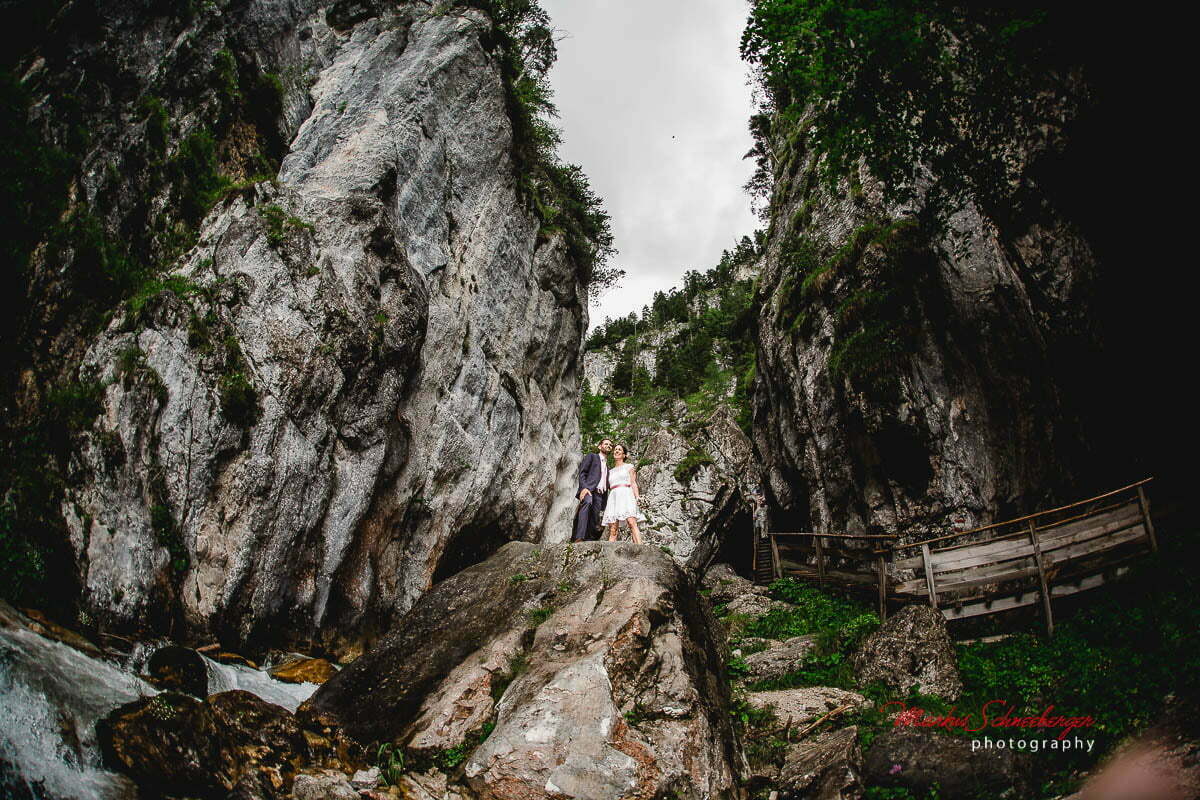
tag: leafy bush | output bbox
[218,372,259,427]
[258,203,313,247]
[672,445,713,483]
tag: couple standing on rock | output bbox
[572,437,645,544]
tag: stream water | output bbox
[0,621,320,799]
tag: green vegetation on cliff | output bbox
[741,0,1080,213]
[468,0,619,290]
[581,234,761,449]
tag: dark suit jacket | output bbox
[578,452,608,496]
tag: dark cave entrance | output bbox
[711,504,755,578]
[430,517,513,585]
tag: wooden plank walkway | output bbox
[756,479,1157,634]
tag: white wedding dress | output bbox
[601,463,645,524]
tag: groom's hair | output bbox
[596,436,612,447]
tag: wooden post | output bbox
[1137,485,1159,553]
[921,544,938,610]
[877,553,888,620]
[770,534,782,580]
[1028,520,1055,636]
[752,527,758,582]
[814,535,826,584]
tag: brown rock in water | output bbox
[147,644,208,696]
[270,657,337,684]
[98,692,235,794]
[849,604,962,700]
[215,652,259,669]
[304,541,743,800]
[17,606,102,657]
[98,690,309,798]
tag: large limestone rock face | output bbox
[304,541,745,800]
[53,2,587,655]
[751,101,1120,542]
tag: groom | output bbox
[573,437,613,541]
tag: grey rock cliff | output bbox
[36,1,587,656]
[751,104,1113,542]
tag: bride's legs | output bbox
[606,522,618,542]
[627,517,643,545]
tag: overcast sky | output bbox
[539,0,759,328]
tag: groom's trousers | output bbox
[572,490,606,542]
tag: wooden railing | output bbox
[757,479,1157,634]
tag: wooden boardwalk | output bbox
[756,479,1158,634]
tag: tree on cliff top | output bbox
[740,0,1084,217]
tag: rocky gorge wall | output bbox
[7,0,590,658]
[582,326,758,571]
[750,103,1149,542]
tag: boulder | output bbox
[849,605,962,700]
[269,657,338,685]
[723,593,790,620]
[304,541,743,800]
[742,636,819,682]
[292,771,359,800]
[704,563,768,606]
[731,637,770,656]
[98,690,308,798]
[393,768,477,800]
[350,766,381,788]
[778,725,863,800]
[747,688,871,728]
[147,644,208,696]
[863,726,1035,798]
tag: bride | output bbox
[602,444,645,544]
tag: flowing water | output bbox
[0,623,146,800]
[201,656,319,713]
[0,618,321,798]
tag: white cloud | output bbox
[539,0,759,328]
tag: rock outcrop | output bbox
[747,687,870,728]
[741,636,817,683]
[582,338,760,571]
[637,406,759,570]
[777,726,863,800]
[13,0,590,656]
[304,541,745,799]
[98,689,310,799]
[849,605,961,700]
[749,77,1162,540]
[862,726,1036,799]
